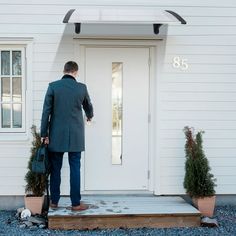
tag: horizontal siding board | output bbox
[161,74,236,83]
[0,158,28,167]
[161,158,236,167]
[0,168,27,177]
[166,45,236,55]
[167,26,236,36]
[0,186,25,195]
[186,17,236,26]
[163,64,236,74]
[0,14,64,24]
[161,166,236,177]
[33,62,66,72]
[161,92,236,102]
[160,121,236,130]
[34,43,74,53]
[0,24,69,34]
[161,176,236,185]
[166,36,236,46]
[160,130,236,139]
[161,101,236,111]
[161,83,236,93]
[1,5,236,17]
[165,55,236,65]
[160,148,236,158]
[161,111,236,121]
[1,0,236,7]
[34,52,74,62]
[33,72,61,83]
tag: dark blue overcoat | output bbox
[40,75,93,152]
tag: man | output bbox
[40,61,93,211]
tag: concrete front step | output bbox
[48,195,201,230]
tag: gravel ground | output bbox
[0,205,236,236]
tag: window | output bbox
[112,62,123,165]
[0,47,25,132]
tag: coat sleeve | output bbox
[40,84,54,137]
[82,85,94,119]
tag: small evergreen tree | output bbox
[24,125,47,196]
[183,126,216,198]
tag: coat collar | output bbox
[61,74,76,80]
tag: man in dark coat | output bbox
[40,61,93,211]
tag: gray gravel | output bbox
[0,205,236,236]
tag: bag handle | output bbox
[41,138,48,147]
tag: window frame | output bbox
[0,46,26,133]
[0,39,33,141]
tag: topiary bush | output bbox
[183,126,216,198]
[24,125,47,196]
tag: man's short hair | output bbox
[63,61,79,73]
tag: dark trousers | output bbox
[49,152,81,206]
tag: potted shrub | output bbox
[183,126,217,217]
[24,125,47,215]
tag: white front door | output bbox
[84,47,150,190]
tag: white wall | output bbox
[0,0,236,195]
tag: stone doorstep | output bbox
[48,196,202,230]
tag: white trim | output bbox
[148,46,156,192]
[75,39,159,194]
[0,38,33,142]
[153,39,166,195]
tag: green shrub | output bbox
[183,126,216,198]
[24,125,47,196]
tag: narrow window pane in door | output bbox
[12,51,22,75]
[13,104,22,128]
[1,104,11,128]
[1,51,10,75]
[12,77,22,102]
[112,62,123,165]
[1,77,11,102]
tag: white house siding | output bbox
[0,0,235,195]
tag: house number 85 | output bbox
[172,57,189,71]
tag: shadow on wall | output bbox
[51,23,76,81]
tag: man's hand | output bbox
[41,137,49,144]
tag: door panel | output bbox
[84,47,149,190]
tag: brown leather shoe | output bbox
[50,203,58,209]
[71,203,89,211]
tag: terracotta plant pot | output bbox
[192,196,216,217]
[24,195,44,215]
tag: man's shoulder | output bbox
[49,80,87,91]
[77,82,86,88]
[49,80,62,87]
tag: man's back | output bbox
[41,74,93,152]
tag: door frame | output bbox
[74,39,161,195]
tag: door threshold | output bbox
[81,190,154,195]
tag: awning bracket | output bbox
[75,23,81,34]
[153,24,162,35]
